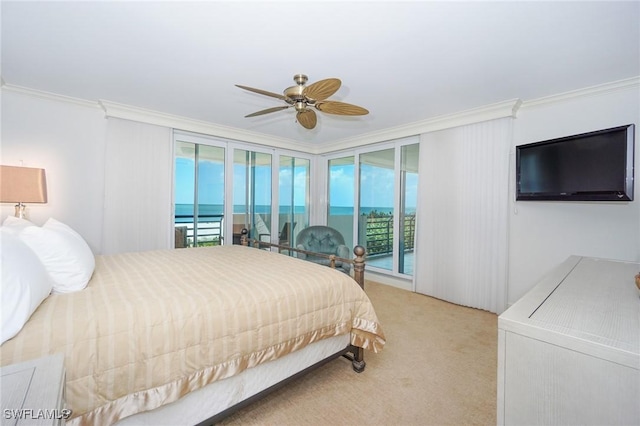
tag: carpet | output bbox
[220,280,498,425]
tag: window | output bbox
[174,132,316,250]
[399,144,419,275]
[359,148,395,271]
[278,155,310,250]
[327,138,419,277]
[328,156,355,250]
[174,140,225,248]
[233,149,272,243]
[173,131,417,276]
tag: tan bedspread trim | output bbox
[1,245,385,426]
[74,323,349,426]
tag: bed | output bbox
[0,223,385,426]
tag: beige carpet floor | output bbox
[220,281,498,426]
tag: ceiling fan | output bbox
[235,74,369,130]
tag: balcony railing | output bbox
[175,214,224,247]
[363,214,416,257]
[174,212,416,255]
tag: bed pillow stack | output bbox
[1,229,52,344]
[1,216,95,344]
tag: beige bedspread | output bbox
[0,245,385,425]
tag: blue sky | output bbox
[175,159,417,209]
[331,164,418,209]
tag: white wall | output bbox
[508,85,640,304]
[2,81,639,304]
[1,90,108,252]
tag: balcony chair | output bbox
[278,221,296,247]
[295,225,351,274]
[256,221,297,248]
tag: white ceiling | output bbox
[2,1,639,146]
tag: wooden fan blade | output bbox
[245,106,290,118]
[296,109,317,129]
[315,101,369,116]
[303,78,341,101]
[235,84,291,102]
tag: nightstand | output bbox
[1,353,67,425]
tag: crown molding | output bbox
[1,82,102,109]
[1,81,522,154]
[98,100,306,151]
[0,82,306,151]
[5,76,636,155]
[313,98,523,154]
[521,76,640,109]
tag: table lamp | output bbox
[0,165,48,219]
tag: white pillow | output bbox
[1,216,35,235]
[19,218,95,294]
[1,230,53,344]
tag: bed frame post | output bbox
[350,347,366,373]
[348,245,367,373]
[243,236,369,374]
[352,245,366,290]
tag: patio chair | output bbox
[278,221,296,247]
[295,225,351,274]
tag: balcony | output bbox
[174,212,416,275]
[175,214,224,247]
[361,213,415,275]
[362,214,415,255]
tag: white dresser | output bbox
[497,256,640,425]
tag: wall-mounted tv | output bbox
[516,124,635,201]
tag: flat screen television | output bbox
[516,124,635,201]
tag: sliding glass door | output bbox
[327,138,419,277]
[358,148,395,271]
[233,149,272,243]
[328,156,355,250]
[174,140,225,248]
[173,132,418,277]
[278,155,310,250]
[399,144,419,275]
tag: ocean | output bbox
[174,204,410,221]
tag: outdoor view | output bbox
[328,143,419,276]
[174,142,225,247]
[175,139,418,276]
[174,142,308,248]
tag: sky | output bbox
[175,158,418,209]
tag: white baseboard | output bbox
[365,271,413,292]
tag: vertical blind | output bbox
[414,118,511,313]
[101,118,173,254]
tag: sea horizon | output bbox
[175,204,414,221]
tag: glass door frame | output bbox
[396,140,420,277]
[322,135,419,279]
[275,149,314,250]
[387,137,419,278]
[225,142,274,245]
[224,143,314,249]
[172,131,227,247]
[355,141,396,275]
[173,131,315,249]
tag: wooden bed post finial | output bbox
[353,245,366,290]
[240,228,249,246]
